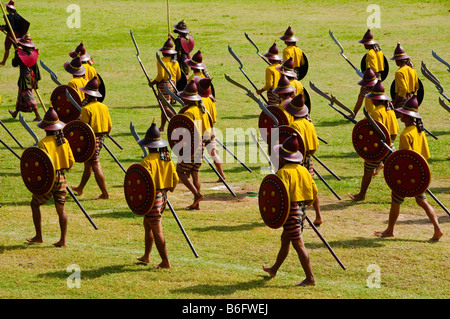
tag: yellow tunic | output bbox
[399,125,430,159]
[365,49,384,73]
[276,163,318,205]
[371,105,399,137]
[182,105,213,141]
[38,135,75,171]
[140,153,179,192]
[364,97,376,115]
[202,97,217,124]
[262,63,282,91]
[80,101,112,134]
[289,79,304,96]
[282,45,305,68]
[277,104,294,126]
[83,63,97,81]
[154,55,181,83]
[187,70,205,82]
[395,66,419,98]
[290,118,319,154]
[67,76,88,101]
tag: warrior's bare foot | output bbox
[313,219,322,227]
[95,193,109,200]
[374,230,394,238]
[26,236,43,244]
[348,193,365,201]
[71,186,83,196]
[153,261,170,269]
[0,61,5,66]
[188,195,203,209]
[159,127,165,133]
[430,231,443,242]
[8,109,17,118]
[294,278,316,287]
[373,163,384,176]
[137,256,150,263]
[262,265,276,278]
[53,240,66,247]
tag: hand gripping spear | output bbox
[129,125,199,258]
[364,107,449,217]
[329,29,364,78]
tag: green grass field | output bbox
[0,0,448,301]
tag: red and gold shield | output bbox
[258,106,290,144]
[258,174,291,229]
[383,150,431,198]
[20,147,56,196]
[124,164,156,216]
[63,120,96,163]
[180,34,195,54]
[352,119,391,162]
[275,125,306,158]
[50,85,82,124]
[167,114,201,159]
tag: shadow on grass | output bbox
[192,221,265,233]
[171,276,272,296]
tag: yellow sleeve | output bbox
[395,68,408,98]
[262,67,275,91]
[154,60,165,82]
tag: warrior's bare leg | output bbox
[26,200,43,243]
[150,222,170,269]
[416,197,443,242]
[292,238,315,286]
[137,218,154,263]
[0,49,9,66]
[71,163,93,196]
[348,168,373,201]
[313,196,322,226]
[53,202,67,247]
[263,232,290,278]
[374,200,400,238]
[91,162,109,199]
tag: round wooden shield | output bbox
[383,149,431,198]
[124,164,156,216]
[176,71,188,92]
[258,174,290,229]
[180,34,195,54]
[360,54,389,81]
[50,85,81,124]
[276,125,306,158]
[167,114,201,159]
[258,106,290,144]
[63,120,96,163]
[390,78,424,106]
[97,73,106,103]
[352,119,391,162]
[303,87,312,114]
[20,147,56,196]
[295,52,309,81]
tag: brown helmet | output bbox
[79,75,102,98]
[365,81,390,101]
[177,80,202,101]
[273,133,304,163]
[185,50,206,70]
[5,0,15,11]
[138,121,169,149]
[390,43,411,61]
[273,74,295,95]
[279,26,298,42]
[396,95,421,119]
[69,41,91,63]
[18,34,35,48]
[64,55,86,76]
[284,93,308,118]
[263,42,282,61]
[159,38,177,55]
[358,29,378,45]
[357,68,378,87]
[37,107,66,131]
[275,57,297,78]
[195,76,212,98]
[173,20,190,34]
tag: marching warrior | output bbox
[390,43,419,109]
[71,76,112,200]
[256,42,282,106]
[353,68,378,117]
[375,96,443,241]
[8,34,41,121]
[186,50,206,82]
[148,38,181,132]
[263,134,318,286]
[69,41,97,81]
[136,122,179,268]
[358,29,385,80]
[176,80,212,210]
[349,81,399,201]
[169,20,193,77]
[0,0,27,66]
[279,26,306,74]
[64,54,87,101]
[195,76,225,180]
[285,94,322,226]
[273,74,296,125]
[27,107,75,247]
[276,57,304,96]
